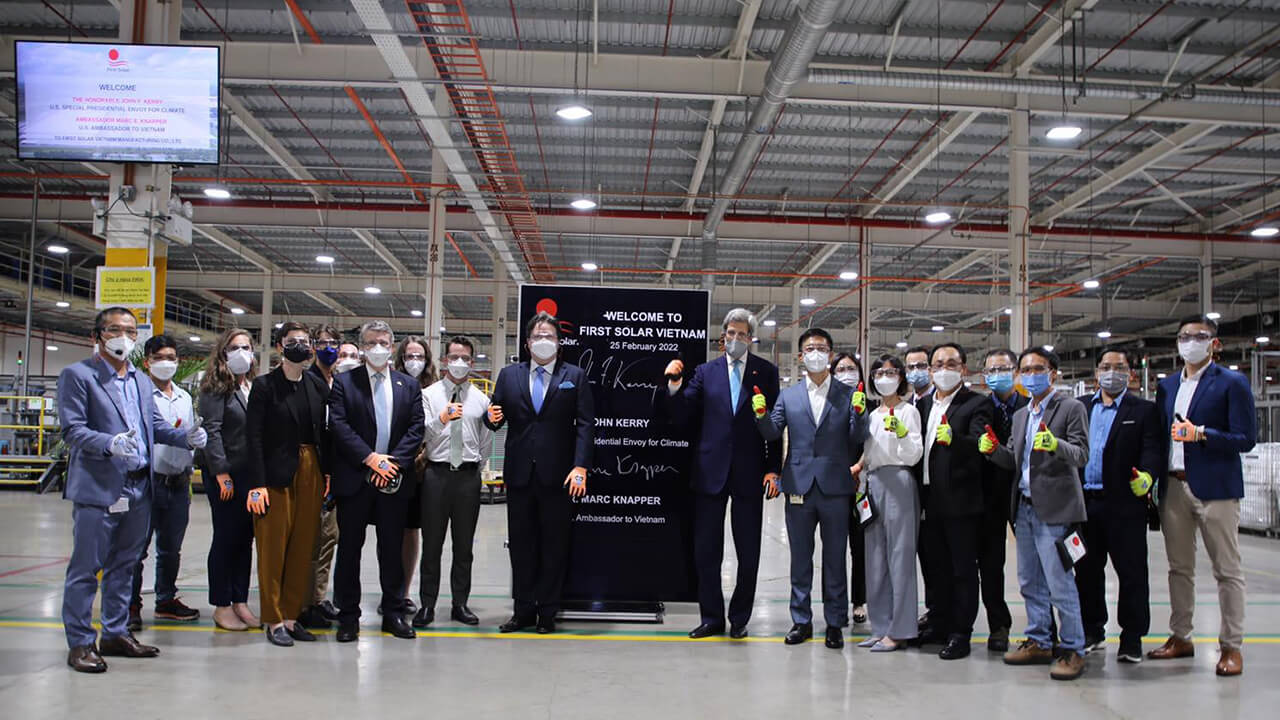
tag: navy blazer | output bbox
[756,377,865,497]
[484,360,594,488]
[327,364,425,497]
[1077,391,1166,512]
[57,355,189,507]
[659,353,782,496]
[1156,363,1256,501]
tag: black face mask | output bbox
[282,344,313,364]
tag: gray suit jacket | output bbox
[756,379,864,497]
[989,390,1089,526]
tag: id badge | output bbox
[857,494,876,526]
[108,496,130,514]
[789,493,804,505]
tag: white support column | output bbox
[424,91,449,355]
[857,226,870,366]
[1199,242,1215,316]
[491,268,508,373]
[788,286,801,385]
[259,277,273,373]
[1008,102,1031,351]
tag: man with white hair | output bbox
[327,320,425,642]
[660,308,782,639]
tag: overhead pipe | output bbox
[700,0,846,290]
[807,68,1278,106]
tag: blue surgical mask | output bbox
[985,371,1014,394]
[907,369,931,390]
[316,345,339,367]
[1021,372,1051,397]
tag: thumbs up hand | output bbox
[978,424,999,455]
[751,385,768,418]
[1032,422,1058,453]
[1130,467,1154,497]
[851,382,867,415]
[883,406,908,438]
[935,413,953,446]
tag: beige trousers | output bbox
[1160,476,1246,649]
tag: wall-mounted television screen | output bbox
[15,41,221,165]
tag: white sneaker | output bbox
[1117,650,1144,664]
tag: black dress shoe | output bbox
[688,622,725,639]
[825,627,844,649]
[784,623,813,645]
[939,636,971,660]
[988,627,1010,653]
[729,624,749,639]
[286,624,316,642]
[451,605,480,626]
[413,606,435,629]
[382,615,416,639]
[98,632,160,658]
[499,616,534,633]
[266,625,294,647]
[67,645,107,673]
[318,600,340,621]
[404,598,418,615]
[336,624,359,643]
[536,617,556,634]
[298,606,333,630]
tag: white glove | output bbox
[110,429,139,459]
[186,417,207,449]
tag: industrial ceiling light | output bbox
[555,104,593,121]
[46,345,59,352]
[188,335,202,342]
[229,307,245,315]
[274,322,284,329]
[895,340,909,349]
[924,210,952,224]
[1097,330,1112,339]
[1043,344,1055,352]
[1251,226,1279,238]
[315,254,335,264]
[763,319,777,327]
[410,309,423,317]
[1257,336,1271,344]
[1157,372,1167,379]
[838,270,859,281]
[55,300,70,308]
[1082,279,1100,289]
[1205,311,1221,320]
[477,354,487,360]
[931,325,944,332]
[46,244,69,255]
[1046,124,1083,141]
[580,261,599,271]
[203,186,231,200]
[1003,308,1013,316]
[799,297,816,306]
[570,197,598,211]
[439,326,447,333]
[364,285,381,295]
[1229,364,1240,371]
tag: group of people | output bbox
[57,304,1256,683]
[659,308,1255,682]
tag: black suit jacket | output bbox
[1077,392,1166,514]
[915,386,994,518]
[981,391,1028,518]
[197,387,249,479]
[327,365,426,498]
[485,360,594,488]
[244,367,331,489]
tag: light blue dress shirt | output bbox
[1084,389,1125,491]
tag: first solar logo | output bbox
[106,48,129,69]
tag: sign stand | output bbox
[558,601,665,623]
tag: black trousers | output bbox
[507,471,571,621]
[922,512,982,639]
[334,482,410,624]
[205,469,254,607]
[917,487,936,619]
[848,515,867,607]
[1074,496,1150,644]
[693,487,764,628]
[418,463,482,608]
[977,486,1013,631]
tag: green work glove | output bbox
[883,407,908,439]
[979,425,998,455]
[851,382,867,415]
[935,414,952,446]
[1130,467,1154,497]
[751,385,767,418]
[1032,422,1058,453]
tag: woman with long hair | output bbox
[832,352,871,626]
[393,335,434,613]
[198,328,261,631]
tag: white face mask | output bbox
[364,345,392,369]
[226,348,253,376]
[530,338,558,362]
[149,360,178,381]
[835,371,859,387]
[803,350,830,374]
[103,335,135,360]
[932,368,963,392]
[447,359,471,381]
[874,376,900,397]
[335,358,361,374]
[404,359,426,378]
[1178,339,1212,365]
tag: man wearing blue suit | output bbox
[328,320,426,643]
[58,307,207,673]
[1147,315,1256,677]
[660,308,781,639]
[755,328,865,649]
[485,311,594,635]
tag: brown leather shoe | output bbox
[67,645,107,673]
[98,632,160,658]
[1003,639,1055,666]
[1146,635,1194,660]
[1050,651,1086,681]
[1215,647,1243,676]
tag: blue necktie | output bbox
[532,366,546,414]
[729,360,742,411]
[373,372,390,454]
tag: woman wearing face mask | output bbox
[851,355,924,652]
[393,336,435,614]
[832,353,871,625]
[198,328,261,631]
[243,323,331,646]
[334,343,363,375]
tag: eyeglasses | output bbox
[1020,365,1050,375]
[873,369,900,379]
[530,333,556,342]
[1177,332,1214,343]
[985,365,1015,374]
[801,344,830,354]
[102,325,139,339]
[446,354,472,363]
[931,360,963,371]
[283,339,312,350]
[403,352,426,361]
[1097,364,1130,373]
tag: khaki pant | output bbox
[254,445,323,626]
[1160,476,1246,649]
[311,504,339,605]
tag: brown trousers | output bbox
[254,445,323,626]
[310,504,339,605]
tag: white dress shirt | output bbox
[422,378,494,465]
[151,383,195,475]
[806,374,831,424]
[922,389,957,487]
[529,359,556,407]
[1169,362,1210,472]
[863,402,924,470]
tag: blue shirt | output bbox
[1020,394,1054,497]
[111,365,149,474]
[1084,389,1125,490]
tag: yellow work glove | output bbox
[935,414,952,446]
[979,425,999,455]
[1130,467,1154,497]
[751,385,768,418]
[1032,422,1058,453]
[851,382,867,415]
[883,407,908,439]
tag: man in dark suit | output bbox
[327,320,425,642]
[1075,349,1165,663]
[755,328,864,650]
[978,348,1026,652]
[484,311,595,634]
[1148,315,1256,677]
[659,308,781,639]
[914,343,994,660]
